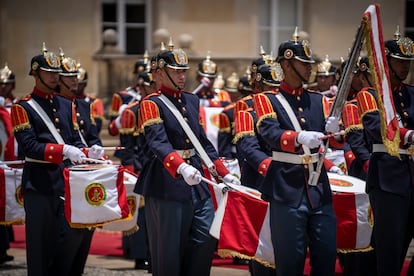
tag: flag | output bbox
[64,165,131,228]
[209,186,275,267]
[102,169,140,235]
[363,4,400,156]
[0,168,24,225]
[199,106,223,152]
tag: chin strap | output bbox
[387,57,404,82]
[163,67,182,91]
[38,71,57,91]
[288,60,308,83]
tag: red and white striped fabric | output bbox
[102,169,140,234]
[209,173,373,266]
[363,4,400,156]
[0,168,24,225]
[209,186,275,267]
[63,164,130,228]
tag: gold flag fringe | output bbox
[337,245,374,254]
[217,249,276,269]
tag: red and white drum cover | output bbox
[63,164,130,228]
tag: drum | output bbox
[102,169,140,234]
[63,164,130,228]
[0,168,24,225]
[328,173,373,252]
[328,172,366,194]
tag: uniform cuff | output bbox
[280,130,297,153]
[258,158,271,177]
[163,152,184,177]
[44,143,64,164]
[214,159,230,177]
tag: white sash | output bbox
[158,94,217,175]
[27,99,65,144]
[274,93,315,176]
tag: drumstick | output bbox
[200,176,262,200]
[82,157,113,164]
[1,160,25,165]
[85,146,125,151]
[320,130,346,140]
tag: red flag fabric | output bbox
[363,4,400,156]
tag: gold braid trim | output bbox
[119,127,136,135]
[217,249,276,269]
[337,245,374,254]
[364,21,400,157]
[69,213,133,229]
[218,127,231,133]
[0,219,25,226]
[256,113,277,130]
[122,225,139,236]
[232,131,255,144]
[251,256,275,269]
[12,123,31,133]
[345,124,363,135]
[141,118,163,129]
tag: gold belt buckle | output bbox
[301,154,312,164]
[182,149,191,159]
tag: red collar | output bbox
[32,87,55,99]
[279,82,303,96]
[160,85,182,98]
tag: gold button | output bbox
[54,118,59,123]
[401,103,405,107]
[178,99,182,103]
[166,162,170,167]
[262,164,267,169]
[300,118,306,123]
[80,120,84,125]
[185,139,190,143]
[170,156,174,160]
[286,131,292,135]
[298,107,303,112]
[53,108,57,112]
[76,113,80,117]
[296,96,301,101]
[56,128,60,133]
[50,146,54,150]
[283,140,288,145]
[48,155,53,159]
[184,117,188,121]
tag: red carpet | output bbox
[10,225,411,274]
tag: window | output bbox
[102,0,152,55]
[406,0,414,40]
[258,0,303,55]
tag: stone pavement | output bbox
[0,248,250,276]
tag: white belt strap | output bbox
[27,99,65,144]
[272,151,320,164]
[274,93,315,174]
[158,94,216,173]
[372,144,414,155]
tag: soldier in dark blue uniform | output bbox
[254,29,343,275]
[136,40,240,276]
[49,49,104,276]
[10,44,88,276]
[356,28,414,276]
[76,64,105,135]
[119,68,156,272]
[340,57,377,276]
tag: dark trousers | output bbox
[369,188,414,276]
[145,189,216,276]
[269,194,337,276]
[122,206,150,261]
[24,191,61,276]
[50,210,95,276]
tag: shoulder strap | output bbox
[27,99,66,144]
[274,93,314,173]
[158,94,216,174]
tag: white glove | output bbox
[0,161,9,169]
[63,145,86,164]
[297,131,324,149]
[329,165,344,175]
[325,116,340,133]
[177,163,202,186]
[222,174,241,186]
[89,144,105,159]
